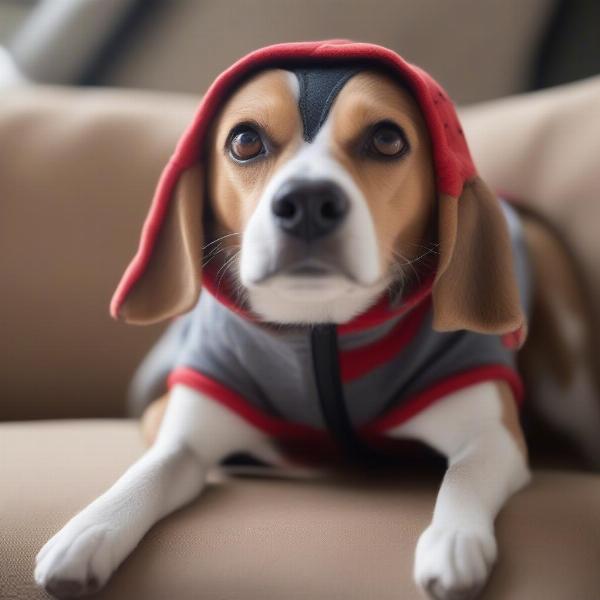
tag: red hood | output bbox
[111,40,477,330]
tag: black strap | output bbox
[310,324,368,459]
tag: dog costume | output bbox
[112,41,530,459]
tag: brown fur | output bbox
[433,180,525,337]
[118,166,204,324]
[142,394,169,445]
[206,70,437,275]
[518,211,600,463]
[208,70,303,243]
[327,72,436,271]
[520,215,591,387]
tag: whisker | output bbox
[390,248,420,280]
[231,274,249,308]
[402,240,440,254]
[202,247,227,268]
[201,243,241,269]
[202,248,233,268]
[202,232,241,251]
[385,241,439,296]
[215,250,241,291]
[391,244,439,267]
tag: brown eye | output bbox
[369,123,408,158]
[229,126,264,161]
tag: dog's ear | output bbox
[114,165,204,324]
[432,176,526,345]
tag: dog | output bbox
[34,41,599,600]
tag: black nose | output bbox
[271,180,349,241]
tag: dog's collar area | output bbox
[293,66,362,142]
[201,263,434,334]
[201,263,434,462]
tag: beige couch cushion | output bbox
[2,420,600,600]
[0,87,195,420]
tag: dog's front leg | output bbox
[386,381,531,600]
[35,384,278,598]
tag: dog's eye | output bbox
[229,126,264,161]
[369,123,408,158]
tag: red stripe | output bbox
[337,276,434,334]
[340,298,431,381]
[169,365,524,447]
[501,324,527,349]
[168,368,324,440]
[361,365,524,435]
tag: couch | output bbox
[1,64,600,598]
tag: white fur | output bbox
[246,271,389,324]
[240,76,386,324]
[386,382,530,599]
[35,385,281,596]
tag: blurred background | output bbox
[1,0,599,102]
[1,0,599,423]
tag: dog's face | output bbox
[115,59,524,342]
[207,68,436,323]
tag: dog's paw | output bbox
[35,522,117,599]
[414,524,497,600]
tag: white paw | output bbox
[414,525,497,600]
[35,521,117,599]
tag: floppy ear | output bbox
[432,176,526,344]
[116,165,204,324]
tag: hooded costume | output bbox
[111,41,530,460]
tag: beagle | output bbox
[34,41,594,600]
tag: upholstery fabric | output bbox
[0,87,195,420]
[2,420,600,599]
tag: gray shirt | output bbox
[161,201,530,442]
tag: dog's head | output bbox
[111,41,525,344]
[207,66,437,324]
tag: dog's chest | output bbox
[173,290,516,433]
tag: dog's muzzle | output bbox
[271,180,349,242]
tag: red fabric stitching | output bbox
[340,298,431,381]
[168,365,523,444]
[168,367,324,440]
[361,365,524,435]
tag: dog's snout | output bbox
[271,180,349,241]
